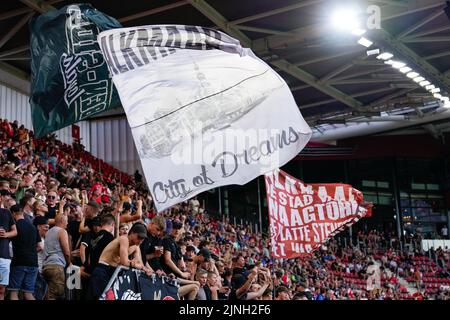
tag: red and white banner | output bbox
[265,169,372,259]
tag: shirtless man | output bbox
[89,223,152,299]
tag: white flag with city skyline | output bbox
[98,25,312,211]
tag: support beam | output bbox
[290,84,310,92]
[270,59,363,110]
[300,87,399,109]
[233,25,294,36]
[294,49,364,67]
[0,45,30,58]
[188,0,363,111]
[319,56,366,82]
[0,12,34,50]
[19,0,56,14]
[402,36,450,43]
[0,57,30,61]
[377,29,450,93]
[371,0,409,7]
[403,25,450,39]
[187,0,251,46]
[329,78,412,85]
[397,7,444,39]
[424,50,450,60]
[251,0,444,54]
[380,0,444,21]
[118,1,189,23]
[0,0,63,21]
[333,67,392,81]
[367,88,417,108]
[227,0,323,26]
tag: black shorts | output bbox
[90,264,117,299]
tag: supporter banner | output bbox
[101,268,179,300]
[265,169,372,259]
[98,25,312,211]
[29,4,122,138]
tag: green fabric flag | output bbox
[29,4,122,138]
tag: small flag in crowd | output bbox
[98,25,312,211]
[265,169,372,259]
[29,4,122,138]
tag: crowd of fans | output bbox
[1,117,449,301]
[273,230,450,300]
[0,118,274,301]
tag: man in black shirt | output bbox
[0,206,17,300]
[139,215,166,274]
[45,190,59,226]
[161,220,189,279]
[85,214,115,275]
[9,205,41,300]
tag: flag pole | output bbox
[257,176,263,236]
[218,187,222,216]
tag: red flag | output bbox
[265,169,372,259]
[72,124,80,140]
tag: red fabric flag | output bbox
[265,169,372,259]
[72,124,80,140]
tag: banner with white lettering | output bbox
[98,25,312,211]
[101,268,179,300]
[265,169,372,259]
[29,4,122,138]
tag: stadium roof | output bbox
[1,0,450,140]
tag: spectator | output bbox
[33,216,49,273]
[20,194,35,223]
[139,215,166,274]
[42,214,71,300]
[32,199,48,218]
[275,286,290,300]
[89,222,151,299]
[8,204,41,300]
[0,203,17,300]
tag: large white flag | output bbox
[98,25,312,211]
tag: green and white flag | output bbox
[29,4,122,137]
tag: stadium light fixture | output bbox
[357,37,373,47]
[419,80,431,87]
[351,28,366,36]
[434,93,442,99]
[425,84,436,90]
[391,61,407,69]
[377,52,393,60]
[399,66,412,74]
[331,9,360,31]
[367,49,380,56]
[406,72,419,78]
[413,76,425,83]
[430,88,441,93]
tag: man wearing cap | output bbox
[89,222,151,299]
[161,219,189,279]
[0,203,17,300]
[78,200,101,233]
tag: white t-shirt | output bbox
[38,238,45,273]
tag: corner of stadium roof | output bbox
[1,0,450,142]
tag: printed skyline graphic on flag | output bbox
[99,25,312,211]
